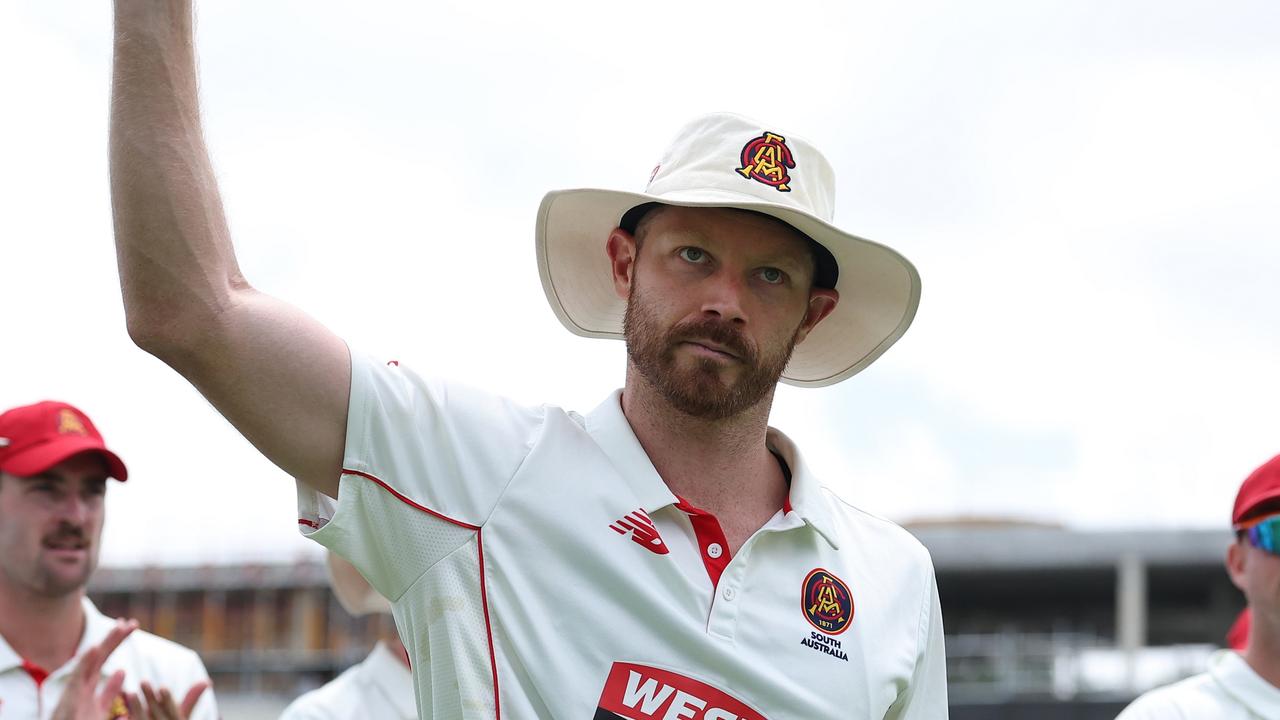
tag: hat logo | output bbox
[737,131,795,192]
[57,409,89,437]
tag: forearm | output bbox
[110,0,243,353]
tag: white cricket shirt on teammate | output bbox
[1116,650,1280,719]
[279,641,415,720]
[0,597,217,720]
[296,353,947,719]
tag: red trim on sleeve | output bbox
[477,530,502,719]
[21,659,50,688]
[340,468,481,531]
[339,468,497,713]
[674,496,732,588]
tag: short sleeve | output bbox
[886,559,949,718]
[296,350,544,601]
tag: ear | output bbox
[794,288,840,345]
[606,227,639,301]
[1227,540,1249,593]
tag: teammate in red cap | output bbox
[1118,454,1280,718]
[0,401,217,719]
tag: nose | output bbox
[54,493,91,525]
[699,269,749,325]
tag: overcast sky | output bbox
[3,0,1278,567]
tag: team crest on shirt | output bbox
[736,132,795,192]
[801,568,853,635]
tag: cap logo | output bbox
[802,568,854,635]
[57,409,89,437]
[737,131,795,192]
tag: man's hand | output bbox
[50,619,211,720]
[50,619,135,720]
[124,680,211,720]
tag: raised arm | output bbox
[110,0,347,497]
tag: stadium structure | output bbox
[88,523,1241,719]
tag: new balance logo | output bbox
[610,509,669,555]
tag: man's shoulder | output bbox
[1118,672,1239,719]
[820,484,932,563]
[280,663,364,720]
[105,625,209,680]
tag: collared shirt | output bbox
[0,597,217,720]
[1117,649,1280,719]
[296,352,947,719]
[279,641,416,720]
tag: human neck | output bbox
[621,367,788,534]
[0,582,86,671]
[1244,610,1280,688]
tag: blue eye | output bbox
[760,268,784,284]
[678,247,707,263]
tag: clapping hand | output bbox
[50,618,211,720]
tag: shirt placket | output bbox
[675,498,805,641]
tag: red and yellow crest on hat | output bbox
[57,409,89,437]
[737,131,796,192]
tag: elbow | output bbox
[125,309,189,362]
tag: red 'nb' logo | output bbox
[610,509,669,555]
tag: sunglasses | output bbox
[1237,513,1280,555]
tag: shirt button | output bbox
[722,586,736,601]
[706,543,723,559]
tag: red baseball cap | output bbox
[0,401,128,481]
[1231,454,1280,526]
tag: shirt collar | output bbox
[78,597,125,680]
[1210,648,1280,710]
[585,391,678,515]
[585,390,838,549]
[358,641,416,719]
[766,426,839,550]
[0,596,111,678]
[0,622,21,674]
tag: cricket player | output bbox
[0,401,216,719]
[1117,454,1280,719]
[108,0,947,717]
[278,552,415,720]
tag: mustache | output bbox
[671,317,756,361]
[43,524,88,546]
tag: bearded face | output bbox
[623,282,801,420]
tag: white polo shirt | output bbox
[1117,650,1280,719]
[0,597,217,720]
[296,353,947,719]
[279,641,415,720]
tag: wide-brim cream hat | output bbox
[536,113,920,387]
